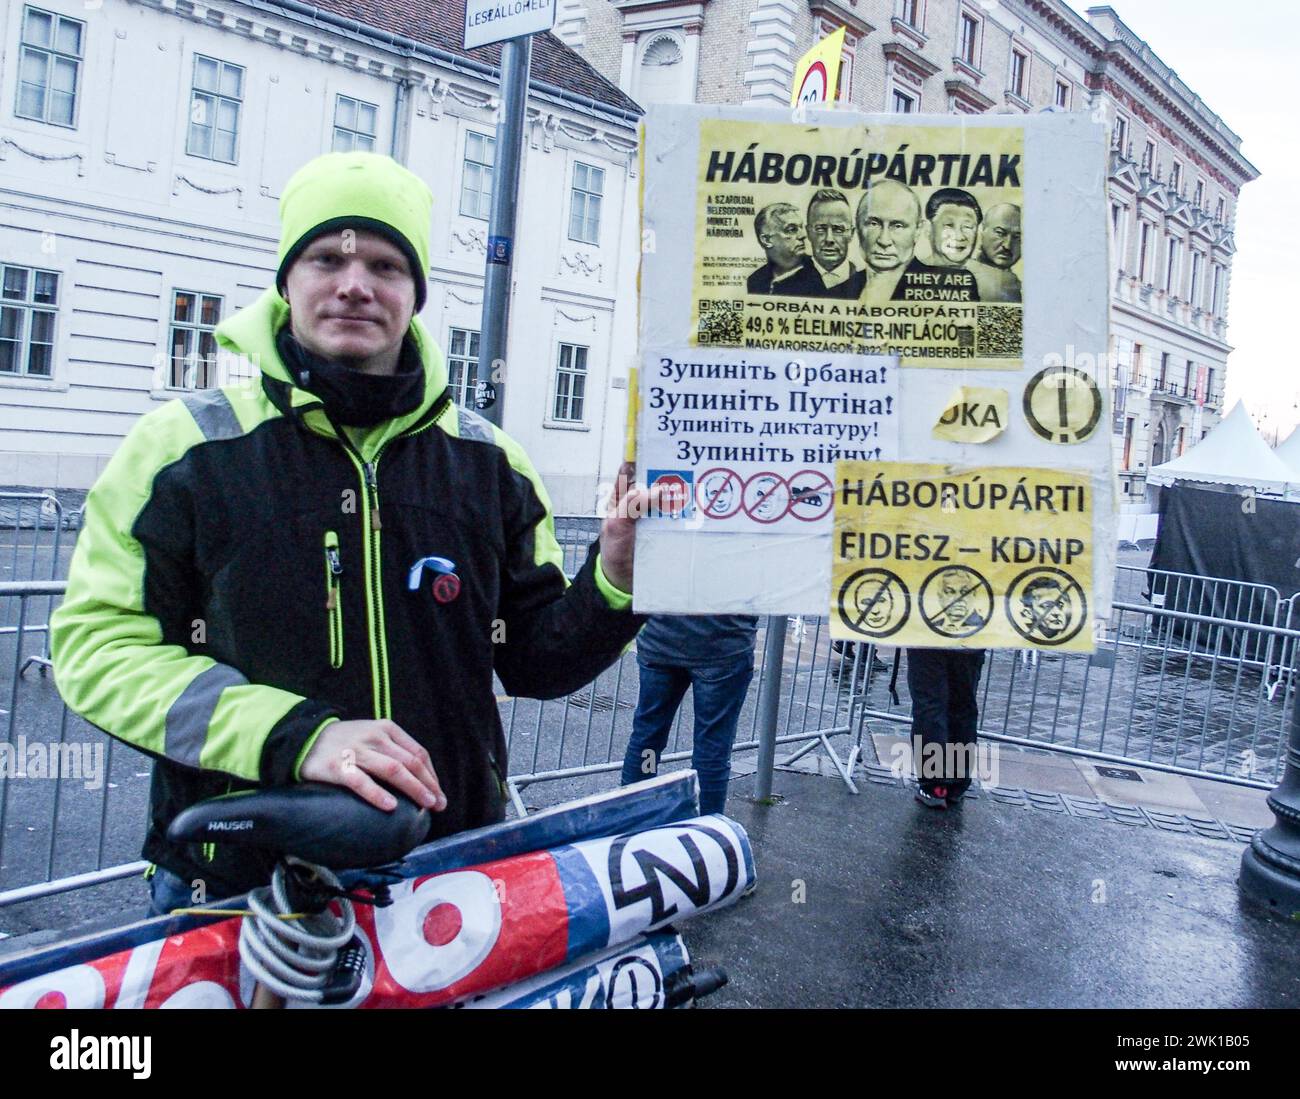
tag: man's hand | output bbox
[298,719,446,813]
[598,461,660,593]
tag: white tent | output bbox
[1275,426,1300,480]
[1146,401,1297,495]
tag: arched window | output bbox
[637,34,686,104]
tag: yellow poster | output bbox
[692,120,1024,369]
[830,462,1093,651]
[790,27,845,107]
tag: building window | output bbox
[1158,352,1169,390]
[553,342,588,422]
[1193,178,1204,208]
[1169,160,1181,193]
[1009,49,1027,98]
[16,6,83,128]
[1054,79,1069,109]
[1211,262,1224,314]
[1138,221,1151,283]
[569,162,604,245]
[838,42,854,99]
[1131,342,1144,386]
[460,132,495,220]
[187,55,243,163]
[896,0,921,28]
[1141,140,1155,172]
[1215,196,1226,222]
[958,12,980,66]
[1165,237,1181,295]
[1176,426,1186,456]
[333,95,378,153]
[891,87,915,113]
[1113,113,1127,154]
[446,327,480,408]
[1205,367,1215,404]
[1122,417,1134,470]
[0,265,58,377]
[1189,251,1204,307]
[167,291,222,390]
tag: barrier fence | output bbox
[1,512,1296,910]
[0,492,71,677]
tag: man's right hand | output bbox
[298,719,446,813]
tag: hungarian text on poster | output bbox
[831,462,1094,651]
[693,120,1024,369]
[640,349,898,532]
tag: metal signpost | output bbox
[465,0,557,426]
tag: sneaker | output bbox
[914,784,949,809]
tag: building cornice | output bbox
[809,0,874,41]
[882,41,940,87]
[944,78,994,113]
[131,0,642,129]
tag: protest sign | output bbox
[635,105,1115,631]
[639,348,898,532]
[693,120,1023,368]
[831,462,1093,651]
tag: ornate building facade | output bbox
[0,0,641,512]
[558,0,1258,509]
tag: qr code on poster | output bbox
[975,306,1022,357]
[698,299,743,345]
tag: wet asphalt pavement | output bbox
[680,770,1299,1009]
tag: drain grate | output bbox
[1096,765,1144,782]
[566,691,634,713]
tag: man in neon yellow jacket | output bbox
[51,152,647,909]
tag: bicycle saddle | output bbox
[167,783,430,871]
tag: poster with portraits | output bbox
[635,105,1115,637]
[692,120,1024,369]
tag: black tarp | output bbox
[1147,483,1300,661]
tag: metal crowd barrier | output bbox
[0,492,71,676]
[3,559,1298,909]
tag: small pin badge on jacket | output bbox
[408,555,461,604]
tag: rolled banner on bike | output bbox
[455,931,692,1009]
[0,814,754,1009]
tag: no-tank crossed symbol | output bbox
[1022,366,1101,444]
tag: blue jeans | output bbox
[620,654,755,814]
[147,866,199,917]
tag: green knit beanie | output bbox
[276,152,433,310]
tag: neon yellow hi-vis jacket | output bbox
[51,287,639,895]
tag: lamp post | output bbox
[1240,641,1300,921]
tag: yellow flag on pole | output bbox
[790,26,846,107]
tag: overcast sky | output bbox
[1064,0,1299,443]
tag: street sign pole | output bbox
[476,35,532,427]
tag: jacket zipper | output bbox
[316,395,453,721]
[324,530,344,669]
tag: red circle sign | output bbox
[697,467,744,519]
[796,61,829,105]
[787,469,834,521]
[742,471,790,524]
